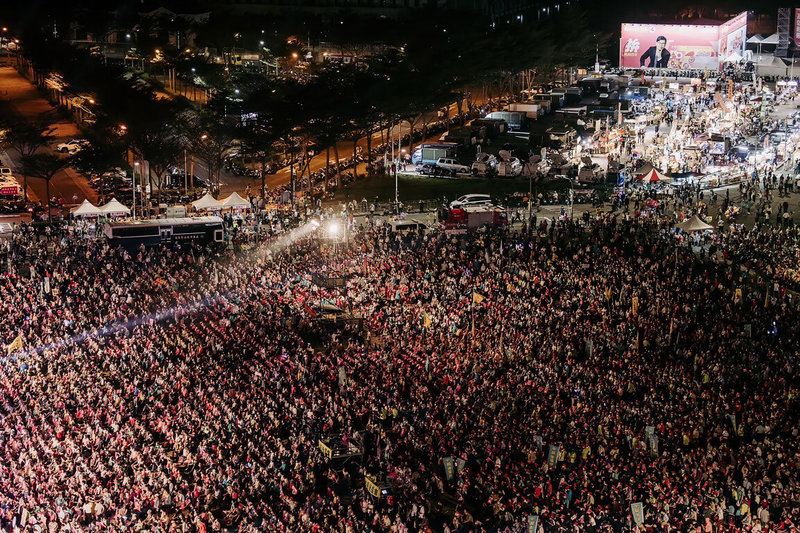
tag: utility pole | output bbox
[289,135,295,211]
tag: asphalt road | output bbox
[0,66,97,207]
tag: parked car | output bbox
[435,158,470,176]
[417,163,438,176]
[450,194,492,209]
[56,139,90,154]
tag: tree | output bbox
[21,153,72,220]
[182,109,238,196]
[0,118,55,202]
[239,85,296,199]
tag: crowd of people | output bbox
[0,202,798,533]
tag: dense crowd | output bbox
[0,210,799,533]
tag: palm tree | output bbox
[21,153,73,220]
[0,118,55,202]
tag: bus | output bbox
[105,216,224,249]
[411,143,458,165]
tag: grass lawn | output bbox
[336,173,565,204]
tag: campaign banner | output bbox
[620,23,720,70]
[547,445,560,468]
[365,476,382,498]
[796,9,800,48]
[718,12,748,61]
[318,440,333,459]
[443,456,455,480]
[631,502,645,525]
[527,515,539,533]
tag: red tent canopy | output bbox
[635,168,672,183]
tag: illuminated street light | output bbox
[327,221,341,238]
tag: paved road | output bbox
[0,66,97,207]
[215,100,470,196]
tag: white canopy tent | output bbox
[755,55,788,77]
[760,33,779,45]
[221,191,251,209]
[746,35,764,45]
[71,199,102,218]
[724,52,743,63]
[676,215,714,232]
[99,198,131,217]
[192,193,223,211]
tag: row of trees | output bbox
[0,111,73,218]
[8,7,602,211]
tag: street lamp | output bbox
[133,162,139,219]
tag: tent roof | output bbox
[192,192,222,210]
[724,52,743,63]
[676,215,714,232]
[760,33,779,45]
[99,198,131,215]
[71,199,102,216]
[758,55,786,67]
[635,168,671,183]
[221,191,251,209]
[746,34,764,44]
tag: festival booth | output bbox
[71,200,102,218]
[676,215,714,233]
[99,198,131,218]
[699,165,745,189]
[192,193,223,212]
[221,192,251,210]
[635,168,672,185]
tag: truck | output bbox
[542,92,565,109]
[530,97,552,114]
[486,111,526,131]
[439,127,476,146]
[469,118,506,139]
[507,103,542,120]
[0,168,21,197]
[412,143,458,166]
[444,205,508,232]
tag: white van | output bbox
[388,220,427,234]
[450,194,492,209]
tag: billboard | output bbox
[619,12,748,71]
[795,8,800,48]
[620,23,720,70]
[718,11,748,61]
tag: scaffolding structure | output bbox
[775,8,791,58]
